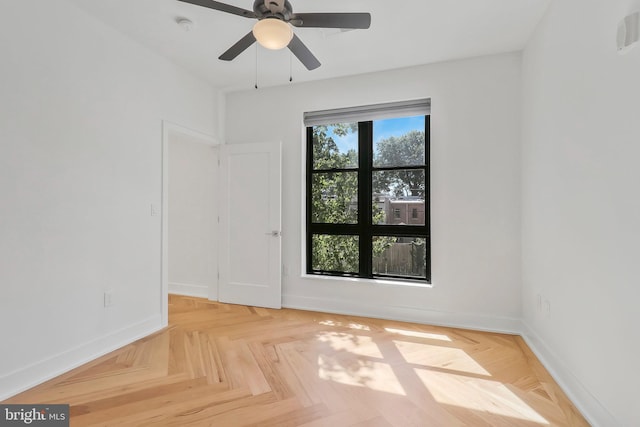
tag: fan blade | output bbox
[177,0,256,19]
[288,34,321,70]
[219,32,256,61]
[290,13,371,29]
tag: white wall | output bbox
[0,0,217,398]
[225,53,523,332]
[168,131,218,299]
[521,1,640,426]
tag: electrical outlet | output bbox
[104,290,113,308]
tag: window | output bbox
[305,100,430,282]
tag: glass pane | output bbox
[312,172,358,224]
[373,116,426,168]
[372,236,427,279]
[313,123,358,169]
[372,169,425,225]
[312,234,359,273]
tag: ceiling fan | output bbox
[177,0,371,70]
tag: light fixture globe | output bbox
[252,18,293,50]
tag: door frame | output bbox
[161,121,218,327]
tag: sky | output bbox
[373,115,425,144]
[328,115,425,155]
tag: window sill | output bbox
[301,274,433,289]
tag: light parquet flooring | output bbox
[4,295,589,426]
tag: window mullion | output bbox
[306,127,313,274]
[358,122,373,278]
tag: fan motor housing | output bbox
[253,0,293,21]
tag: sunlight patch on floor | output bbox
[319,320,371,331]
[317,331,384,358]
[393,340,491,376]
[318,354,407,396]
[385,327,452,342]
[414,368,550,425]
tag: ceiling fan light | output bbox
[253,18,293,50]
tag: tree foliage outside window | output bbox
[374,130,426,198]
[307,115,430,282]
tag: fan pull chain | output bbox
[254,44,259,89]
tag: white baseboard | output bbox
[283,294,522,335]
[169,282,209,298]
[0,315,163,401]
[520,322,619,427]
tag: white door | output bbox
[219,142,282,309]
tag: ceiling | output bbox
[68,0,550,91]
